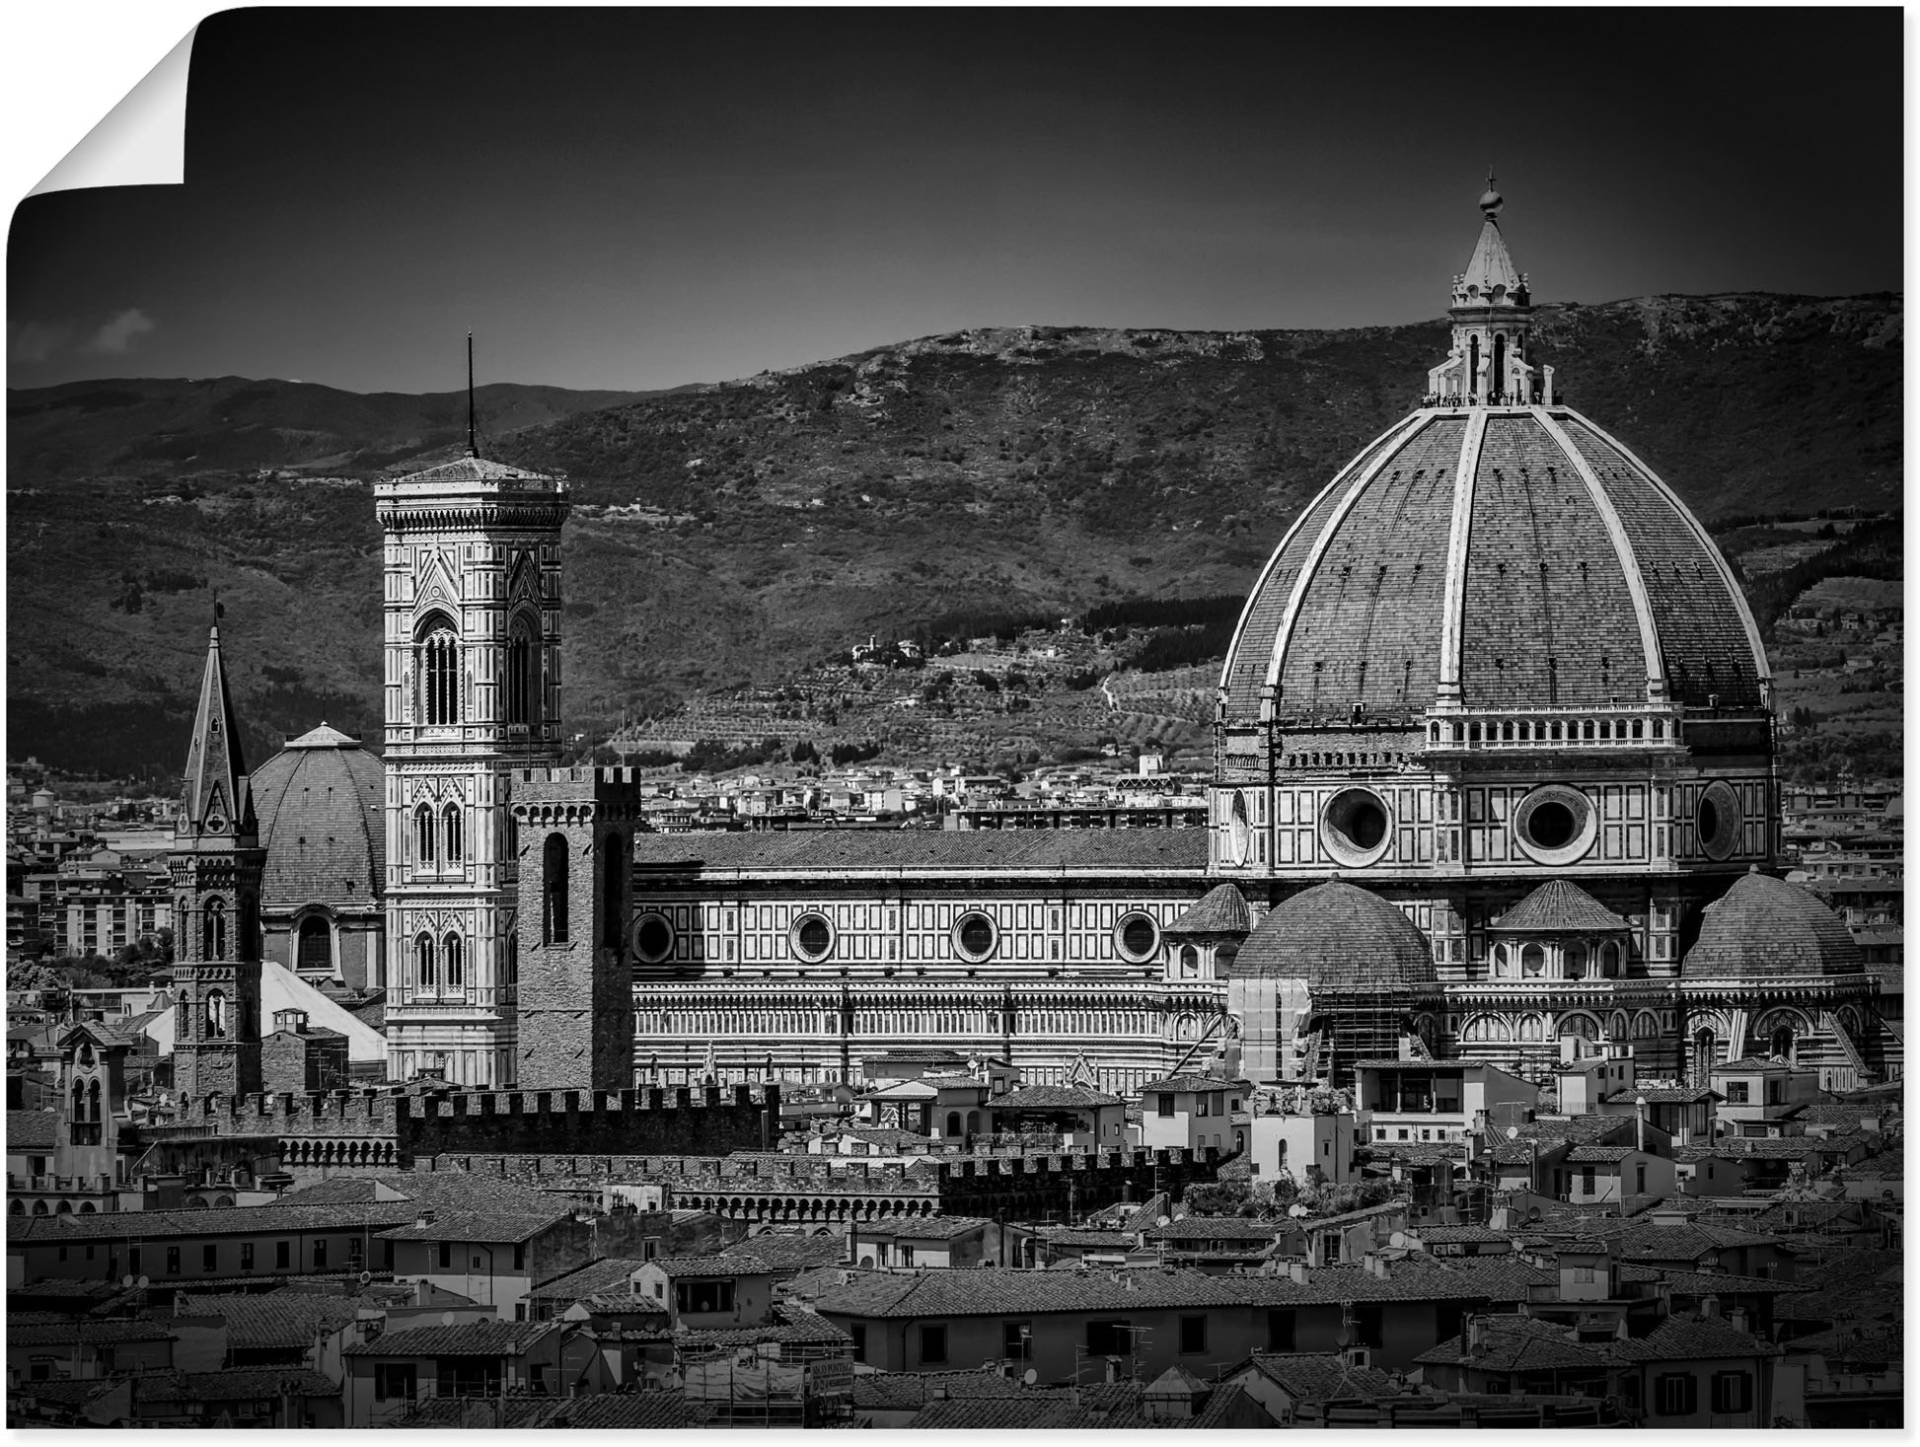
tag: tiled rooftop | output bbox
[993,1084,1123,1109]
[169,1289,359,1347]
[374,1207,571,1243]
[343,1319,558,1358]
[1163,882,1252,937]
[808,1257,1547,1319]
[1492,879,1632,934]
[7,1108,57,1150]
[629,829,1206,875]
[525,1256,650,1304]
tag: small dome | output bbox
[1684,871,1864,979]
[1231,880,1434,989]
[249,727,384,914]
[1479,186,1504,214]
[1165,882,1252,937]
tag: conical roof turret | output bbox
[179,624,256,843]
[1452,175,1528,309]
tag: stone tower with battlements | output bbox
[511,766,643,1091]
[375,455,570,1087]
[170,625,267,1102]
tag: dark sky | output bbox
[7,9,1905,395]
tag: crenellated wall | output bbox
[147,1082,779,1165]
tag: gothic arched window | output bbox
[205,989,228,1037]
[443,933,464,990]
[87,1079,101,1123]
[415,933,437,992]
[416,804,437,867]
[417,616,460,726]
[444,804,463,866]
[506,619,535,726]
[543,833,569,944]
[203,898,227,961]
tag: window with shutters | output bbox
[1655,1372,1698,1416]
[1710,1371,1751,1415]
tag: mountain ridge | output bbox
[6,291,1902,778]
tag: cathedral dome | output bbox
[1218,196,1769,730]
[1683,871,1864,979]
[1231,880,1434,989]
[248,723,385,915]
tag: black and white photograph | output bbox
[3,6,1904,1430]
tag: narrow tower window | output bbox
[416,804,436,867]
[202,898,227,961]
[602,834,624,950]
[506,624,534,726]
[444,804,463,865]
[543,833,570,944]
[415,933,437,992]
[443,933,464,990]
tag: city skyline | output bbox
[7,8,1905,396]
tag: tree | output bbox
[1183,1180,1253,1216]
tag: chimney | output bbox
[1700,1295,1721,1320]
[1726,1305,1750,1335]
[414,1209,435,1229]
[1468,1316,1486,1356]
[1288,1260,1309,1285]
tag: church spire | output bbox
[179,623,255,842]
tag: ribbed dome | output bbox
[1219,408,1768,725]
[1220,192,1768,731]
[1684,871,1864,979]
[1230,880,1434,989]
[249,724,384,913]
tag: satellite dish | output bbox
[120,1274,135,1289]
[1288,1204,1309,1219]
[1389,1231,1407,1249]
[440,1311,457,1326]
[1504,1125,1520,1140]
[359,1271,373,1286]
[136,1276,150,1290]
[1155,1215,1171,1228]
[1022,1369,1039,1387]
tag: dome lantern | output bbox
[1431,178,1545,408]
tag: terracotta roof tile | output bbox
[993,1084,1123,1109]
[1492,880,1631,933]
[1684,872,1864,979]
[1164,882,1252,936]
[7,1108,58,1151]
[1231,881,1434,989]
[629,830,1204,875]
[343,1319,558,1357]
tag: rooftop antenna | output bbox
[466,332,478,458]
